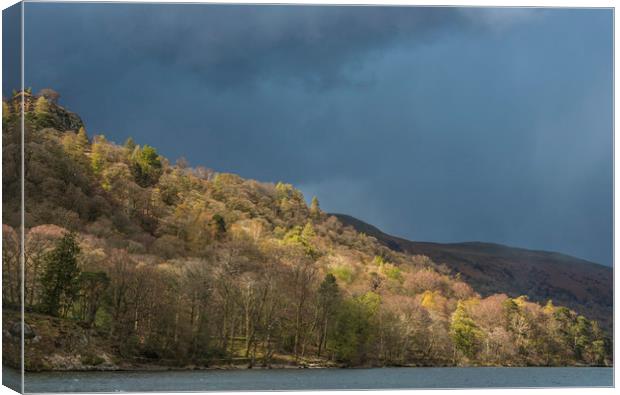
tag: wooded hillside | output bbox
[2,90,612,370]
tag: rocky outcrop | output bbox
[2,310,119,371]
[43,352,118,371]
[9,321,36,339]
[7,90,84,132]
[46,103,84,131]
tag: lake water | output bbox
[2,367,613,392]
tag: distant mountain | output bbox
[333,213,613,331]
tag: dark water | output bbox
[3,367,613,392]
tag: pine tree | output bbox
[124,137,136,152]
[302,221,316,240]
[310,196,320,218]
[209,214,227,240]
[130,144,162,186]
[34,96,50,114]
[2,101,10,122]
[76,127,89,151]
[91,136,108,174]
[450,301,482,360]
[543,299,555,315]
[317,273,341,357]
[41,233,81,317]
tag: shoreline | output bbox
[8,363,612,374]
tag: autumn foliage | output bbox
[2,92,612,369]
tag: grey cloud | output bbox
[19,5,611,265]
[25,4,532,91]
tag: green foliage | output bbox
[81,353,105,366]
[318,274,341,311]
[284,224,318,258]
[359,291,381,313]
[2,101,10,122]
[372,255,386,266]
[275,182,293,199]
[571,315,594,361]
[450,301,482,360]
[330,265,354,284]
[94,307,113,332]
[543,299,555,314]
[41,233,81,317]
[302,221,316,239]
[310,196,320,218]
[76,127,89,149]
[329,294,378,364]
[130,144,162,187]
[33,96,55,128]
[124,137,136,152]
[34,96,50,114]
[590,339,607,366]
[502,298,520,325]
[90,136,108,174]
[383,265,402,282]
[316,273,342,356]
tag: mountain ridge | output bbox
[329,212,611,262]
[333,213,613,331]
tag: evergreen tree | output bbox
[330,293,378,364]
[90,136,108,174]
[543,299,555,315]
[310,196,320,218]
[124,137,136,152]
[41,233,81,317]
[450,301,482,360]
[34,96,50,114]
[589,321,608,365]
[302,221,316,240]
[210,214,227,240]
[76,127,89,151]
[33,96,54,128]
[131,144,162,186]
[574,315,592,360]
[317,274,341,356]
[2,101,10,122]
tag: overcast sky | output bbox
[5,4,613,265]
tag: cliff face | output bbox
[43,102,84,131]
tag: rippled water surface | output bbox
[2,366,613,392]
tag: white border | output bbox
[0,1,616,395]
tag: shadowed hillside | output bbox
[333,214,613,331]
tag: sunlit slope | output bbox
[1,90,612,369]
[333,213,612,331]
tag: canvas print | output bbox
[1,2,614,392]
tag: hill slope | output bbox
[333,214,613,331]
[1,90,612,370]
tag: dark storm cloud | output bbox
[19,5,613,265]
[22,4,479,91]
[2,3,21,97]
